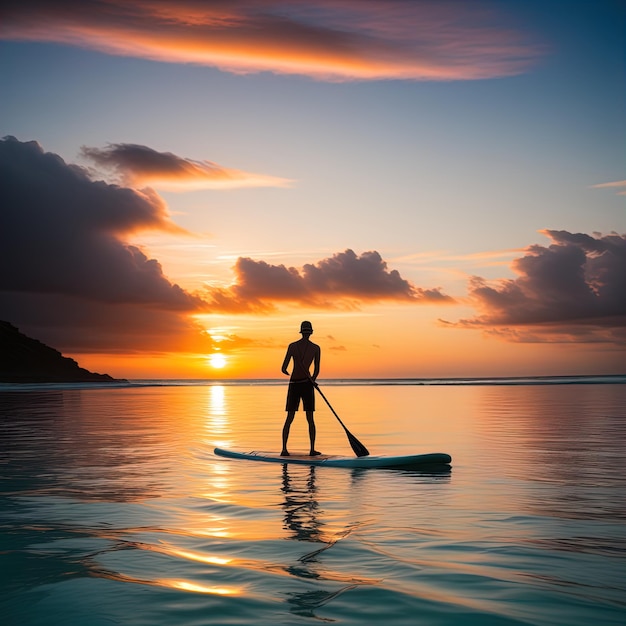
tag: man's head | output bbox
[300,320,313,335]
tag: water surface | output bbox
[1,380,625,625]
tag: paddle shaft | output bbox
[312,382,369,457]
[311,382,347,429]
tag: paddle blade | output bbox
[312,382,369,457]
[345,429,369,457]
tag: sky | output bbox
[0,0,624,379]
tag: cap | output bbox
[300,320,313,333]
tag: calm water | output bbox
[1,380,625,625]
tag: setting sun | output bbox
[208,353,227,369]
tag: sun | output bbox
[207,353,227,369]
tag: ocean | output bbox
[1,377,625,625]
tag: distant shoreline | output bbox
[1,374,624,392]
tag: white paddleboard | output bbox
[214,447,451,469]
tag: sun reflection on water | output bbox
[208,385,226,415]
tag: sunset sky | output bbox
[1,0,624,379]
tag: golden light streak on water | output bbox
[166,548,233,566]
[190,527,233,539]
[161,579,240,595]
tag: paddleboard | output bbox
[214,447,451,469]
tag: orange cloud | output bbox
[82,143,292,191]
[0,0,543,81]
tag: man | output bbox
[281,320,321,456]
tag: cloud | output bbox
[445,230,626,343]
[0,137,453,355]
[0,136,208,351]
[0,136,197,307]
[0,0,543,81]
[1,294,216,354]
[204,249,455,311]
[81,143,292,191]
[591,180,626,196]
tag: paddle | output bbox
[311,380,370,457]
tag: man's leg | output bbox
[281,411,295,455]
[306,411,320,456]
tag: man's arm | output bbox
[281,344,293,376]
[311,346,321,381]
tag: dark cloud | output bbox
[0,136,205,351]
[0,293,215,354]
[82,143,213,183]
[205,249,454,311]
[446,230,626,343]
[81,143,291,190]
[0,136,196,307]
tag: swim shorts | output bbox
[286,380,315,412]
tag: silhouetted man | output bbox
[281,321,321,456]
